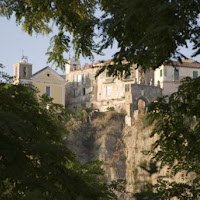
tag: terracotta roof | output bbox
[169,60,200,68]
[94,59,113,66]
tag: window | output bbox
[77,75,82,86]
[106,72,111,77]
[47,73,50,77]
[46,86,51,97]
[92,74,95,80]
[160,69,162,77]
[124,71,131,79]
[164,68,167,77]
[73,89,76,97]
[106,86,112,96]
[82,74,86,83]
[83,88,86,95]
[23,67,27,77]
[72,75,76,86]
[174,68,179,81]
[193,71,198,78]
[125,84,130,92]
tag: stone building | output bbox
[65,58,156,114]
[13,58,66,107]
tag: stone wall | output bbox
[124,83,162,126]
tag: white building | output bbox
[154,59,200,96]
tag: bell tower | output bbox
[13,56,32,84]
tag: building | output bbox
[13,58,66,107]
[65,58,156,113]
[13,57,200,123]
[154,59,200,96]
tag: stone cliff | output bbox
[65,111,156,200]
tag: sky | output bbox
[1,16,200,76]
[0,16,117,76]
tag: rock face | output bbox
[65,111,155,199]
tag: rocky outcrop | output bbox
[65,111,155,199]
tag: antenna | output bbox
[22,49,24,58]
[21,49,28,62]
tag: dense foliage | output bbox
[99,0,200,74]
[0,82,119,199]
[142,77,200,199]
[1,0,200,73]
[0,0,98,69]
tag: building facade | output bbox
[65,58,155,112]
[154,59,200,96]
[13,59,66,107]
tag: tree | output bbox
[0,0,98,69]
[142,77,200,199]
[1,0,200,73]
[0,81,120,199]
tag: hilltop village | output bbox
[13,57,200,125]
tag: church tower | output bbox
[65,57,80,75]
[13,56,32,84]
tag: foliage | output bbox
[98,0,200,74]
[0,63,13,83]
[142,76,200,199]
[2,1,200,73]
[0,0,98,70]
[0,82,119,199]
[107,106,115,111]
[133,162,159,200]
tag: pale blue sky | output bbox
[0,16,117,76]
[1,16,200,76]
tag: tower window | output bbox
[46,86,51,96]
[23,67,27,77]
